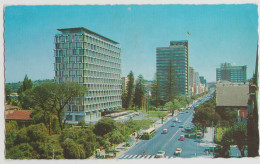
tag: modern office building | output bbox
[216,63,247,82]
[156,40,189,99]
[199,76,206,84]
[188,66,195,96]
[54,27,122,124]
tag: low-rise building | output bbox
[216,81,249,124]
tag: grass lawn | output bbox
[140,110,168,118]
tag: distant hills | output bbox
[6,79,55,93]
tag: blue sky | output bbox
[4,4,258,83]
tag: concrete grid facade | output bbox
[54,27,122,124]
[156,40,189,99]
[216,63,247,83]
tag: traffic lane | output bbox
[163,112,194,157]
[124,111,192,155]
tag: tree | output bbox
[94,118,117,136]
[55,82,87,132]
[62,139,86,159]
[165,99,182,116]
[31,83,59,135]
[151,73,161,107]
[220,125,248,157]
[106,131,124,149]
[18,75,33,96]
[125,71,135,109]
[133,75,146,109]
[164,60,178,102]
[5,84,12,104]
[19,88,35,109]
[157,111,168,124]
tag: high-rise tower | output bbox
[54,27,122,124]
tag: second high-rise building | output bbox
[156,40,189,100]
[54,27,122,124]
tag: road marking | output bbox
[133,155,138,158]
[124,155,129,158]
[146,155,151,158]
[137,155,142,158]
[119,154,127,159]
[150,155,155,159]
[128,155,134,158]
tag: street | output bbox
[117,94,214,159]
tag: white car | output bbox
[162,128,168,134]
[174,148,182,156]
[155,151,165,158]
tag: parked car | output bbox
[172,117,178,122]
[179,135,185,141]
[184,127,192,132]
[155,151,165,158]
[162,128,168,134]
[171,123,176,127]
[179,124,184,128]
[174,148,182,156]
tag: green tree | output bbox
[55,82,87,132]
[62,138,86,159]
[18,75,33,96]
[106,131,124,149]
[164,60,178,102]
[157,111,168,124]
[94,118,117,136]
[31,83,60,135]
[6,143,38,159]
[151,73,162,107]
[5,84,12,104]
[133,75,146,109]
[31,82,87,133]
[19,88,35,109]
[220,125,248,157]
[125,71,135,109]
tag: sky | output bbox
[4,4,258,83]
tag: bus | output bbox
[141,128,156,140]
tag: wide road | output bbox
[118,94,214,159]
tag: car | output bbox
[185,111,189,113]
[174,148,182,156]
[179,124,184,128]
[172,117,178,122]
[155,151,165,158]
[184,127,192,132]
[171,123,176,127]
[180,112,184,114]
[162,128,168,134]
[177,120,182,123]
[179,135,185,141]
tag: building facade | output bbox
[54,27,122,124]
[156,40,189,99]
[216,63,247,82]
[188,66,195,96]
[121,77,129,93]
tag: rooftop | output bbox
[57,27,119,44]
[5,109,32,120]
[216,83,249,107]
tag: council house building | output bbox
[54,27,122,124]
